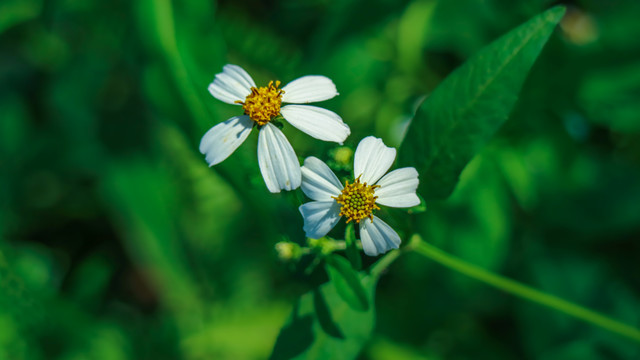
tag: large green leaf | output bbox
[269,275,376,360]
[270,252,400,360]
[399,6,565,199]
[325,254,368,311]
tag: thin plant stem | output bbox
[369,247,403,279]
[408,235,640,343]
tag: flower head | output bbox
[333,175,380,223]
[200,64,351,193]
[237,80,284,125]
[298,136,420,256]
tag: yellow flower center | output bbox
[333,175,380,224]
[236,80,284,126]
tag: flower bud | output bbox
[275,241,301,261]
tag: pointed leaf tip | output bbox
[547,5,567,22]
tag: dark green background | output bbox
[1,0,639,358]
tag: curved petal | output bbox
[281,76,338,103]
[208,64,255,104]
[299,201,342,239]
[359,215,401,256]
[375,167,420,208]
[222,64,256,89]
[353,136,396,185]
[301,156,343,201]
[199,115,253,166]
[257,123,301,193]
[280,105,350,144]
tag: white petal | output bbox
[280,105,350,144]
[208,64,255,104]
[199,115,253,166]
[375,167,420,208]
[359,216,401,256]
[281,76,338,103]
[301,156,343,201]
[222,64,257,89]
[353,136,397,185]
[257,123,301,193]
[299,201,342,239]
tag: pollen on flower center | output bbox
[333,175,380,224]
[236,80,284,126]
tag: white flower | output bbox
[200,64,351,193]
[299,136,420,256]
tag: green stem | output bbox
[369,248,402,279]
[408,235,640,343]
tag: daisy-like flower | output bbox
[199,64,351,193]
[299,136,420,256]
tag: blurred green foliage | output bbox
[2,0,640,359]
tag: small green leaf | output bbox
[399,6,566,199]
[344,223,362,271]
[325,255,369,312]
